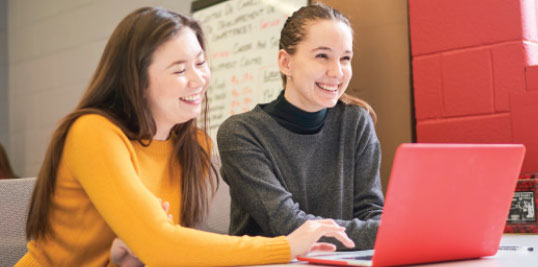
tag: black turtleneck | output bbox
[261,90,327,134]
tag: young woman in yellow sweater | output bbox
[16,6,354,267]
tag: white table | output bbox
[247,234,538,267]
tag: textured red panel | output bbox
[491,43,527,111]
[413,55,443,120]
[442,48,494,116]
[525,65,538,91]
[511,91,538,173]
[409,0,524,56]
[416,114,512,143]
[520,0,538,42]
[524,42,538,66]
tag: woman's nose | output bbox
[327,60,343,79]
[188,68,206,89]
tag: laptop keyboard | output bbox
[346,255,373,260]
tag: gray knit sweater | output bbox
[217,101,384,250]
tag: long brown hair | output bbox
[26,7,217,240]
[279,3,376,122]
[0,142,18,178]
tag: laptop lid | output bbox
[298,143,525,267]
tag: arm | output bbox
[349,141,384,248]
[64,115,290,266]
[110,200,172,267]
[219,138,311,235]
[348,112,384,248]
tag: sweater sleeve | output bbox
[349,113,384,248]
[217,110,383,250]
[63,115,290,267]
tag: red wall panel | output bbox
[409,0,524,55]
[410,0,538,172]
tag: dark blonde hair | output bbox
[279,3,376,121]
[26,7,217,240]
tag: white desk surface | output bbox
[247,234,538,267]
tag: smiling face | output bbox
[146,27,210,140]
[279,19,353,112]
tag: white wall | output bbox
[8,0,193,176]
[0,0,8,150]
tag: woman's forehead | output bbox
[299,20,353,51]
[151,28,203,66]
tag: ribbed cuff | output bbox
[262,236,292,264]
[14,252,40,267]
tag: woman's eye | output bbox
[174,69,186,74]
[315,53,328,59]
[341,56,351,62]
[196,60,206,66]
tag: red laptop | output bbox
[298,143,526,266]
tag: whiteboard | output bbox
[192,0,308,142]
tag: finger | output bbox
[310,242,337,253]
[127,252,140,260]
[331,231,355,248]
[120,242,134,255]
[126,247,137,257]
[119,242,139,259]
[317,229,355,248]
[312,223,346,234]
[162,201,170,213]
[313,225,354,247]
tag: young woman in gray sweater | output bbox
[217,3,384,250]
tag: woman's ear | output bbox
[278,49,292,77]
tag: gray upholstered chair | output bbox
[0,177,36,267]
[197,156,231,234]
[0,166,230,265]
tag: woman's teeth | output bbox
[317,83,339,92]
[180,94,201,102]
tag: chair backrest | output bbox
[197,156,231,234]
[0,177,36,267]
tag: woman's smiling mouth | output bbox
[316,82,339,92]
[179,92,202,102]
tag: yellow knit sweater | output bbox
[16,114,290,266]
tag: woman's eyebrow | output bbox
[166,51,204,69]
[311,46,353,54]
[311,46,331,52]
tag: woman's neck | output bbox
[153,123,172,141]
[262,90,327,134]
[283,85,324,113]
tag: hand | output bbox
[110,199,172,266]
[110,238,144,267]
[286,219,355,259]
[159,199,173,220]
